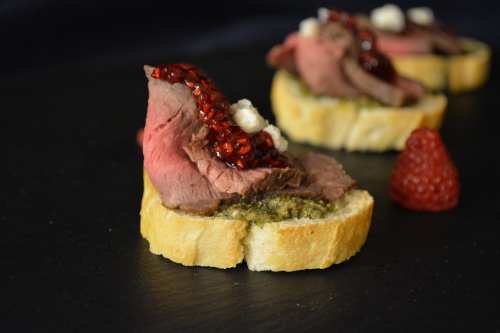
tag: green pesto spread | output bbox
[214,195,336,225]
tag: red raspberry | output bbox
[390,128,460,212]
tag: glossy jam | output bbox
[328,9,396,82]
[151,64,287,170]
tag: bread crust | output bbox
[271,70,446,152]
[244,189,373,271]
[141,173,248,269]
[141,173,374,271]
[391,38,490,93]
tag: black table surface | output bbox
[3,44,500,332]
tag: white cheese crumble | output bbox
[299,17,320,37]
[230,99,288,153]
[370,4,405,32]
[263,124,288,153]
[318,7,330,23]
[407,7,434,26]
[230,99,266,134]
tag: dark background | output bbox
[1,0,499,74]
[2,1,500,332]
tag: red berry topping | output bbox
[151,64,287,170]
[327,9,396,82]
[390,128,460,212]
[358,50,396,82]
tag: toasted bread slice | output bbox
[391,38,490,93]
[271,70,446,152]
[140,173,374,272]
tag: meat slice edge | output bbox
[270,152,356,203]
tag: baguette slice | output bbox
[271,70,446,152]
[391,38,490,93]
[140,173,374,272]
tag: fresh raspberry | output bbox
[390,128,460,212]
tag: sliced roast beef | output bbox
[319,22,356,52]
[282,152,356,202]
[267,34,299,74]
[343,58,407,106]
[375,31,432,55]
[295,36,360,97]
[393,76,426,100]
[428,29,462,55]
[374,22,462,56]
[268,32,359,97]
[183,128,304,196]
